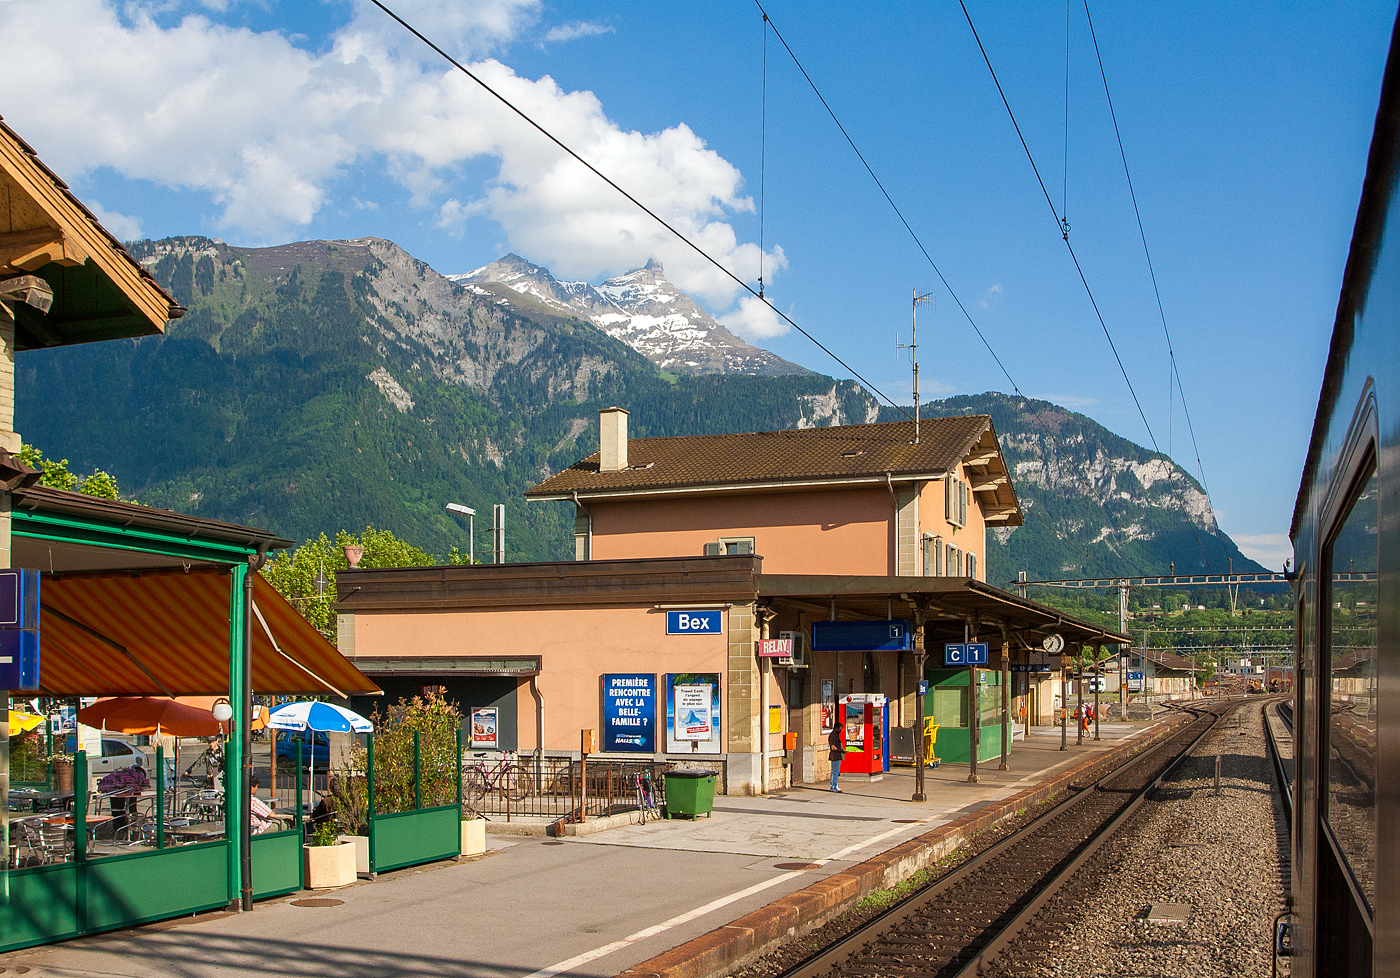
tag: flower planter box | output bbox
[337,834,371,876]
[304,842,356,889]
[461,819,486,857]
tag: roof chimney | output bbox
[599,407,629,472]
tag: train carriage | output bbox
[1291,12,1400,978]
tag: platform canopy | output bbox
[34,570,378,697]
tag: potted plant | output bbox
[303,820,356,889]
[461,808,486,856]
[49,751,74,793]
[98,766,151,836]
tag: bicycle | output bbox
[463,752,528,808]
[634,769,661,823]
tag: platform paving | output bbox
[0,716,1171,978]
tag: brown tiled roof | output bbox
[1145,648,1197,672]
[527,416,993,497]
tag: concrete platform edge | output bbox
[615,714,1192,978]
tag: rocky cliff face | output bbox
[455,254,808,377]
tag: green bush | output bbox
[329,690,462,830]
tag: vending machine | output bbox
[840,693,889,779]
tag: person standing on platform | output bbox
[828,724,844,792]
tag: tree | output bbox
[17,444,126,500]
[260,526,434,642]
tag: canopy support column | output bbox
[240,563,255,911]
[226,563,247,911]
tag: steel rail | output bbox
[951,704,1225,977]
[1264,699,1294,829]
[774,702,1227,978]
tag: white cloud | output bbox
[1231,532,1294,569]
[0,0,779,314]
[720,293,787,340]
[543,21,613,44]
[84,200,143,242]
[978,282,1002,310]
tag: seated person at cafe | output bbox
[248,777,281,834]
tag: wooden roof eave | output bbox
[0,120,180,340]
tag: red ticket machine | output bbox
[840,693,887,779]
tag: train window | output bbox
[1323,461,1378,914]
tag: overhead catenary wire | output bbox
[366,0,912,421]
[957,0,1160,458]
[1081,0,1211,501]
[959,0,1212,572]
[755,0,1109,572]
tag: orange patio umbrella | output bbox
[78,697,268,737]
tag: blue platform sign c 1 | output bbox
[666,610,722,635]
[602,673,656,752]
[944,643,990,666]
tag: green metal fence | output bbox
[366,730,463,874]
[2,745,305,953]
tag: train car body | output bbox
[1291,14,1400,978]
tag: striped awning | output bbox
[36,569,379,697]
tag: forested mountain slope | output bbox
[17,235,1260,581]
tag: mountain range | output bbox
[15,234,1263,582]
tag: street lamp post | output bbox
[446,503,476,564]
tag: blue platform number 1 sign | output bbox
[0,568,39,691]
[943,643,989,667]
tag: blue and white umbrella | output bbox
[266,702,373,797]
[266,701,373,734]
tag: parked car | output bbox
[63,733,154,776]
[274,729,330,771]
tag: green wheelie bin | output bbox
[663,768,716,818]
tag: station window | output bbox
[923,535,942,576]
[945,475,968,527]
[966,552,978,581]
[1323,457,1378,914]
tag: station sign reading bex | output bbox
[666,610,722,635]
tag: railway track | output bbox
[775,701,1236,978]
[1264,698,1293,827]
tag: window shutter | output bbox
[945,475,953,522]
[967,553,977,580]
[935,538,943,575]
[959,480,968,525]
[736,540,754,555]
[704,542,721,556]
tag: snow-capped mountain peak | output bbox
[452,255,806,377]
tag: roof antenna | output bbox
[898,291,934,444]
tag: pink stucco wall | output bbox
[918,463,988,580]
[585,475,989,581]
[587,486,897,575]
[351,606,728,753]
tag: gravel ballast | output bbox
[993,702,1290,978]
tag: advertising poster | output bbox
[602,673,656,752]
[665,673,721,754]
[820,680,836,734]
[471,707,499,749]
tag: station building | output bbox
[336,409,1128,794]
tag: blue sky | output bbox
[1,0,1395,569]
